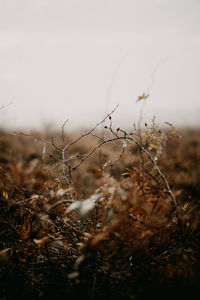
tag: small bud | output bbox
[68,164,72,168]
[145,122,147,127]
[49,154,53,158]
[188,195,192,200]
[109,116,112,120]
[117,128,120,131]
[104,126,107,129]
[129,132,133,135]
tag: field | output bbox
[0,119,200,299]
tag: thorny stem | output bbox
[61,150,73,201]
[119,130,179,216]
[59,108,179,217]
[9,105,179,219]
[68,123,179,217]
[60,104,119,197]
[73,137,120,169]
[62,104,119,153]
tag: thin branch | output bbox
[73,137,123,170]
[61,119,69,143]
[119,130,179,215]
[51,137,62,152]
[104,53,129,117]
[61,150,73,201]
[62,104,119,153]
[111,145,125,166]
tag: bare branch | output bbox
[62,104,119,153]
[73,137,123,170]
[119,130,179,216]
[61,119,69,143]
[51,137,62,152]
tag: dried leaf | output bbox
[137,93,149,102]
[80,199,95,216]
[66,193,101,217]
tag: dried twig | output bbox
[61,119,69,143]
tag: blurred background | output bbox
[0,0,200,131]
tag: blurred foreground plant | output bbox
[2,102,200,300]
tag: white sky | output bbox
[0,0,200,131]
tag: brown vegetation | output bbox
[0,123,200,300]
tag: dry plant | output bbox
[0,101,200,300]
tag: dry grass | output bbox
[0,127,200,300]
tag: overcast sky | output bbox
[0,0,200,131]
